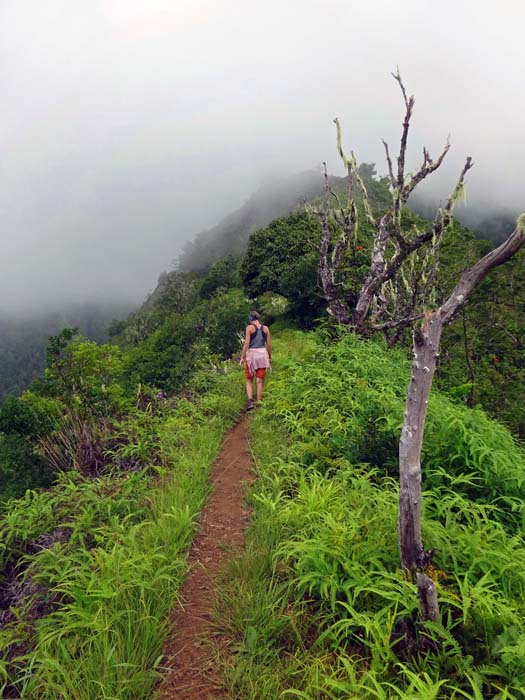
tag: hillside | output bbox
[112,164,525,438]
[1,329,525,699]
[0,161,524,699]
[127,163,390,334]
[223,329,525,699]
[177,169,332,273]
[0,302,133,401]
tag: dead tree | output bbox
[399,214,525,621]
[313,70,473,341]
[314,72,525,622]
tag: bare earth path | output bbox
[156,414,254,700]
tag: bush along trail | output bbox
[0,361,244,700]
[214,329,525,700]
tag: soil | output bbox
[156,414,254,700]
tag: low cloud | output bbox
[1,0,523,314]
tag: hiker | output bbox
[240,311,272,411]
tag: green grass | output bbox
[0,361,245,699]
[215,329,525,700]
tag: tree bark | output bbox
[417,572,440,622]
[352,215,390,333]
[399,312,442,573]
[318,209,351,325]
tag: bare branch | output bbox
[316,162,352,325]
[353,214,391,332]
[402,137,451,202]
[440,216,525,325]
[329,183,353,231]
[319,160,357,241]
[370,313,423,332]
[392,69,415,190]
[394,156,475,257]
[382,139,396,188]
[443,156,474,213]
[334,118,377,227]
[353,156,474,329]
[392,67,410,109]
[332,202,357,269]
[322,160,330,195]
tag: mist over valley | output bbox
[1,1,523,322]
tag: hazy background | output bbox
[1,0,523,316]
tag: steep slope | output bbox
[0,302,132,400]
[131,164,390,331]
[177,170,331,273]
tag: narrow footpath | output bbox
[157,414,254,700]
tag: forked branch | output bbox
[316,70,475,340]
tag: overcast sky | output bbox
[0,0,523,315]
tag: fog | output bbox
[1,0,523,316]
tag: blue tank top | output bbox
[249,323,267,349]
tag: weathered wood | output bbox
[353,214,390,333]
[417,572,440,622]
[398,218,525,620]
[399,311,442,573]
[317,163,352,325]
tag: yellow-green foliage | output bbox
[0,360,244,699]
[44,337,129,416]
[218,330,525,700]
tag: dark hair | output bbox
[248,310,260,322]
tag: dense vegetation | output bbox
[439,247,525,436]
[1,163,524,698]
[0,345,244,698]
[218,329,525,699]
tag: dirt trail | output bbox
[156,414,254,700]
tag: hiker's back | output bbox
[248,323,267,349]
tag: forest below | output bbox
[0,302,133,402]
[0,156,524,699]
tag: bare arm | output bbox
[265,326,272,359]
[240,326,253,364]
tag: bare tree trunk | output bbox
[399,312,443,621]
[417,572,440,622]
[399,312,442,573]
[398,218,525,621]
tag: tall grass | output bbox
[216,329,525,699]
[0,362,244,699]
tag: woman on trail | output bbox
[240,311,272,411]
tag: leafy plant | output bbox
[215,329,525,699]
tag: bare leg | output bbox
[245,378,254,400]
[256,377,264,401]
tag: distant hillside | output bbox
[125,165,394,339]
[178,170,332,273]
[0,302,133,400]
[409,190,519,244]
